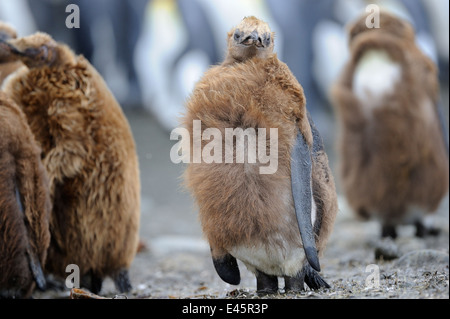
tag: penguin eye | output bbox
[234,30,241,41]
[264,33,272,46]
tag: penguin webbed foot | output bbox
[256,270,278,294]
[303,264,331,290]
[113,269,132,293]
[382,221,441,239]
[42,274,66,291]
[415,220,440,238]
[285,263,330,292]
[381,225,397,239]
[81,270,103,294]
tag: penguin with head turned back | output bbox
[0,22,23,85]
[0,31,141,294]
[331,11,449,239]
[183,16,338,293]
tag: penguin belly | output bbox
[229,195,317,277]
[230,238,306,277]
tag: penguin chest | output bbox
[353,49,402,112]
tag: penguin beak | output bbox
[0,38,11,59]
[0,29,13,42]
[241,30,259,46]
[0,38,23,62]
[234,30,270,48]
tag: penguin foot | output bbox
[43,274,66,291]
[284,275,304,292]
[381,225,397,239]
[256,270,278,294]
[285,264,330,292]
[113,269,132,293]
[415,220,440,238]
[81,270,103,294]
[302,263,331,290]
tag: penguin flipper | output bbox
[16,185,47,291]
[436,100,449,155]
[291,126,320,272]
[212,253,241,285]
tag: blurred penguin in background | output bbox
[331,10,449,239]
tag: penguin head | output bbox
[0,22,17,63]
[0,22,17,42]
[0,32,75,68]
[348,10,415,44]
[226,16,275,63]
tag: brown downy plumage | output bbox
[331,11,449,238]
[0,22,22,85]
[0,92,51,298]
[183,16,337,293]
[0,32,141,293]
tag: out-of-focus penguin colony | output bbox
[0,0,448,299]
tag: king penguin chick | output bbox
[331,11,449,239]
[0,91,51,298]
[183,16,338,293]
[0,22,22,85]
[0,32,141,294]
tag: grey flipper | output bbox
[26,247,47,291]
[436,100,449,155]
[16,186,47,291]
[290,126,320,272]
[212,252,240,285]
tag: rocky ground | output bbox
[34,92,449,299]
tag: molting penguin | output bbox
[183,16,338,293]
[0,32,141,294]
[331,11,449,239]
